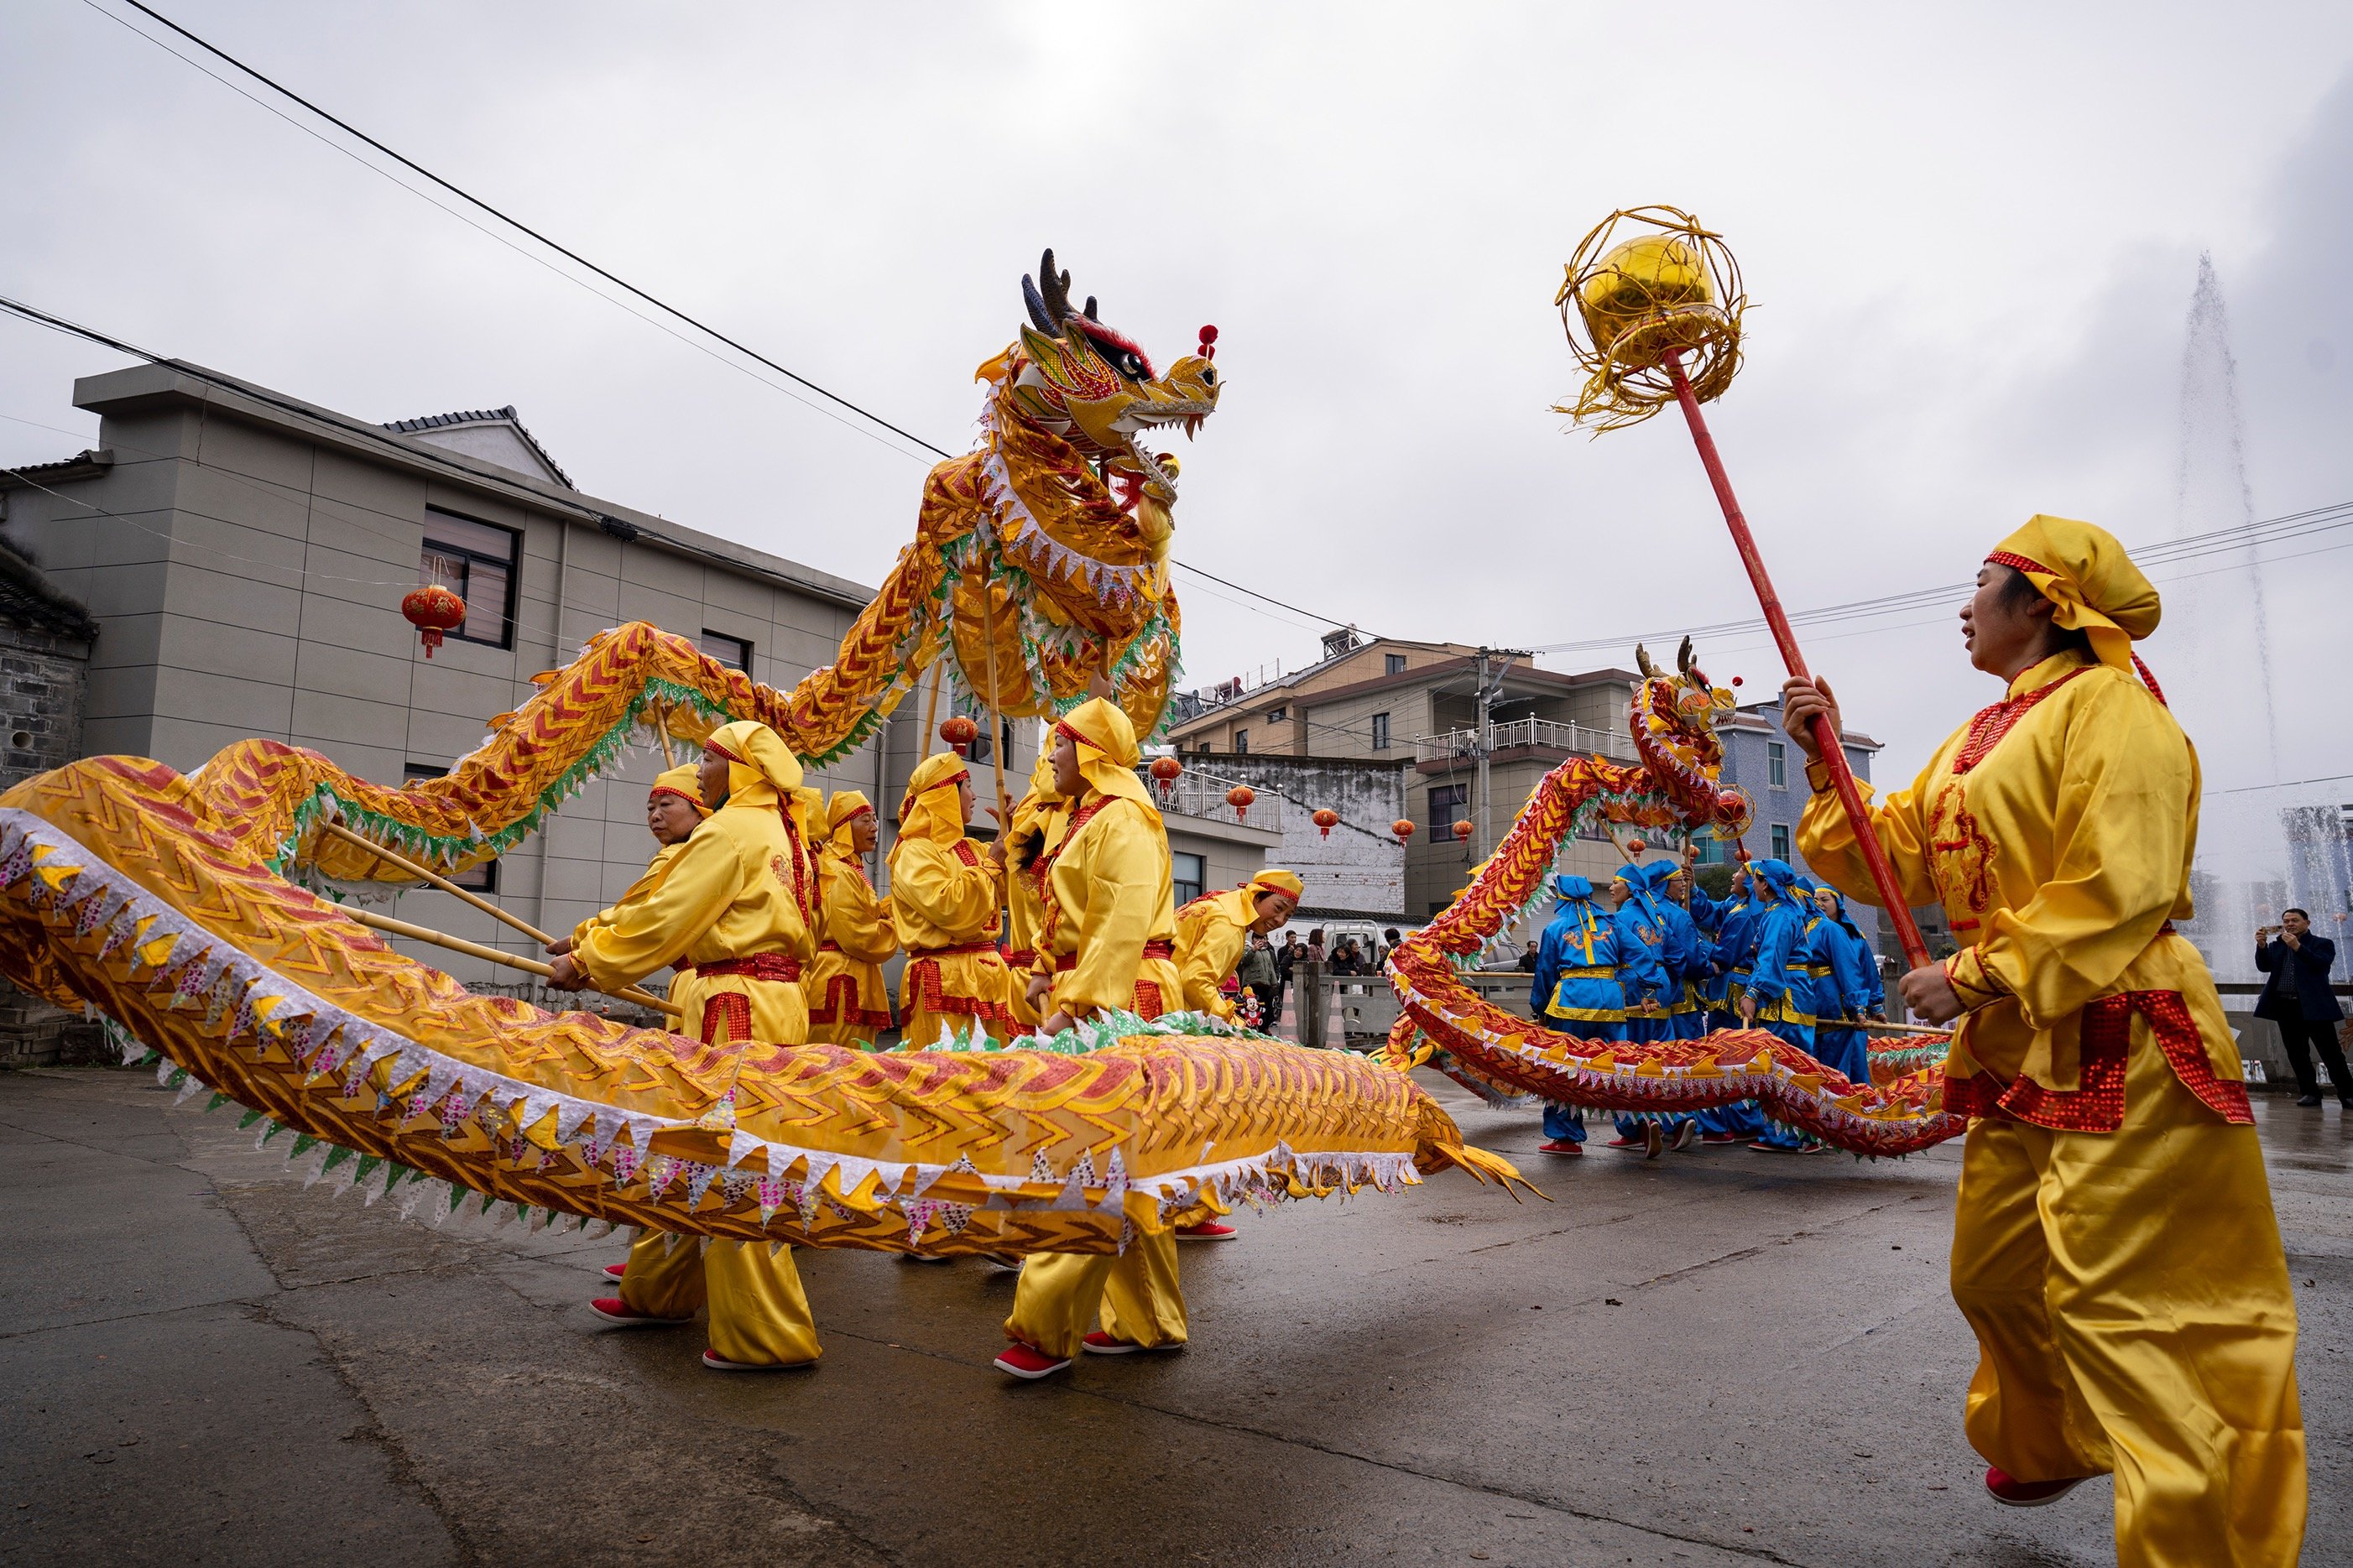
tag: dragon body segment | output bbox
[1385,643,1967,1159]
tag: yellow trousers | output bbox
[617,1229,821,1367]
[1950,1024,2304,1567]
[1002,1228,1187,1360]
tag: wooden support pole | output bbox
[344,907,681,1019]
[321,820,557,950]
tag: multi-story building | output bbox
[1714,698,1950,961]
[1170,631,1653,919]
[0,357,1020,995]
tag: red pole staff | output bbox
[1662,350,1933,972]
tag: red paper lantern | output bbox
[1452,819,1474,842]
[1312,808,1339,839]
[1392,818,1416,845]
[1627,837,1649,855]
[939,715,978,756]
[1225,784,1255,821]
[402,585,466,659]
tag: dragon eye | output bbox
[1201,367,1216,385]
[1114,349,1144,378]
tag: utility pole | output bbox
[1471,646,1528,857]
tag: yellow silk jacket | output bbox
[570,841,687,950]
[1034,796,1180,1018]
[1174,887,1256,1018]
[810,852,897,1029]
[574,782,817,992]
[1797,649,2241,1107]
[890,834,1008,1023]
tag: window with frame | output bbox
[1266,706,1288,723]
[402,763,498,892]
[1171,851,1205,907]
[1429,783,1468,840]
[1370,711,1391,751]
[1693,836,1724,865]
[1234,729,1249,755]
[969,715,1015,765]
[418,508,519,650]
[1771,823,1791,860]
[699,629,751,669]
[1767,739,1787,789]
[1385,653,1406,675]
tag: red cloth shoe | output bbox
[1672,1121,1700,1151]
[1699,1132,1742,1144]
[1644,1123,1665,1159]
[588,1298,691,1328]
[994,1341,1072,1379]
[1602,1134,1644,1149]
[1081,1331,1143,1355]
[1535,1138,1583,1156]
[1175,1221,1239,1242]
[602,1262,626,1279]
[1984,1466,2094,1507]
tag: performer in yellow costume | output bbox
[1173,867,1303,1021]
[1787,516,2303,1566]
[995,698,1188,1378]
[999,748,1067,1033]
[890,751,1013,1046]
[549,764,708,962]
[545,763,709,1288]
[1024,699,1182,1027]
[807,791,898,1047]
[553,720,826,1373]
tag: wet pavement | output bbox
[1,1064,2344,1566]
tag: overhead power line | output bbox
[78,0,1375,643]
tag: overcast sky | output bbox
[4,3,2350,815]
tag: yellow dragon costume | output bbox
[0,253,1525,1256]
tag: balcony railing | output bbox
[1135,763,1267,829]
[1411,716,1635,764]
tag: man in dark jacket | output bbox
[2255,909,2349,1107]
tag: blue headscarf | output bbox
[1614,862,1666,927]
[1553,873,1595,903]
[1752,857,1801,902]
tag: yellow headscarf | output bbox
[703,718,822,919]
[1055,698,1161,826]
[895,749,973,852]
[650,763,711,818]
[1986,515,2162,675]
[822,790,873,860]
[1246,867,1304,899]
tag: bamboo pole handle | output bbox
[1857,1018,1954,1038]
[651,701,676,768]
[344,906,681,1020]
[320,819,559,949]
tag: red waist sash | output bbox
[678,951,801,983]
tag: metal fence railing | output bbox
[1412,717,1635,765]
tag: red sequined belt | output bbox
[677,951,801,982]
[912,941,1001,960]
[818,941,842,954]
[1054,939,1175,972]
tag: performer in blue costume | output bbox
[1739,858,1827,1154]
[1687,860,1767,1143]
[1652,862,1711,1041]
[1529,874,1626,1157]
[1809,883,1883,1091]
[1604,862,1699,1157]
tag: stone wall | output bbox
[1193,755,1408,922]
[0,621,90,790]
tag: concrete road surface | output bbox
[1,1065,2342,1566]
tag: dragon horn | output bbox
[1084,295,1098,320]
[1038,249,1075,324]
[1635,643,1658,680]
[1021,272,1059,336]
[1677,636,1695,676]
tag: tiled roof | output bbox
[382,404,573,488]
[0,536,98,641]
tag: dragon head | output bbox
[1007,249,1219,519]
[1628,637,1753,841]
